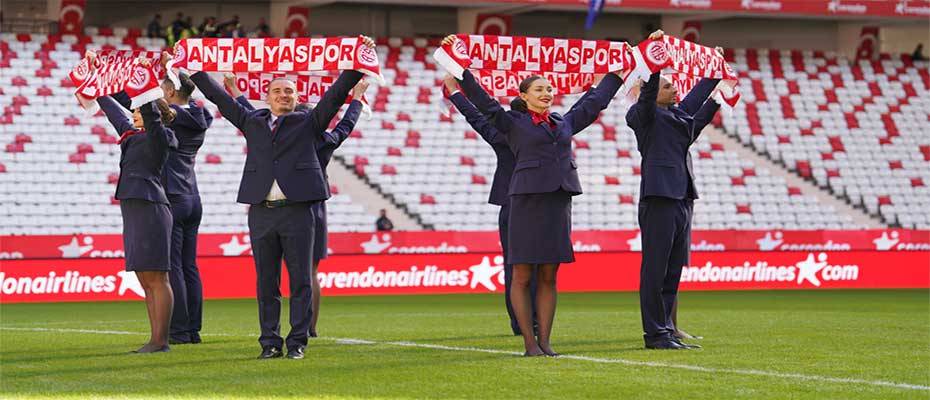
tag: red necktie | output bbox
[530,110,553,127]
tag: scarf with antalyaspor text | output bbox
[69,50,165,115]
[230,72,372,118]
[662,35,740,107]
[166,36,385,89]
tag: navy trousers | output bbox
[500,203,537,334]
[167,194,203,342]
[638,196,693,343]
[248,201,316,350]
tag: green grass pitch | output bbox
[1,290,928,399]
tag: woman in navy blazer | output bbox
[446,35,625,357]
[96,71,179,352]
[226,76,368,338]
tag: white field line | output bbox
[1,326,927,392]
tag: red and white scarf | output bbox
[433,34,633,80]
[662,36,740,107]
[230,72,372,118]
[166,36,385,88]
[69,50,165,115]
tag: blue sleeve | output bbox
[458,70,513,133]
[235,95,255,111]
[111,91,132,110]
[691,98,720,143]
[318,100,363,150]
[310,70,363,136]
[626,72,660,132]
[563,73,623,135]
[96,96,134,135]
[449,92,504,145]
[190,71,250,131]
[195,100,214,129]
[679,78,720,116]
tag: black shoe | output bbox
[286,346,305,360]
[308,329,318,338]
[670,337,702,349]
[258,346,283,359]
[645,340,688,350]
[190,333,202,344]
[169,338,191,345]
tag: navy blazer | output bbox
[98,96,177,204]
[162,101,212,195]
[191,70,363,204]
[459,70,623,196]
[626,72,720,200]
[234,96,362,175]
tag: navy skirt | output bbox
[311,201,328,263]
[120,198,172,271]
[507,190,575,265]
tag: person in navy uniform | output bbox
[93,54,179,354]
[443,74,539,337]
[225,75,369,338]
[625,30,722,350]
[187,35,374,360]
[446,35,626,357]
[152,58,213,345]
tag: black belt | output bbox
[260,199,292,208]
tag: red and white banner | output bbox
[231,72,371,116]
[58,0,86,35]
[662,35,740,107]
[69,50,165,114]
[458,0,929,19]
[1,250,927,303]
[856,26,880,60]
[284,6,310,38]
[166,37,384,88]
[475,14,513,36]
[2,230,928,261]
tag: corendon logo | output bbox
[0,270,144,298]
[740,0,782,10]
[58,236,124,258]
[827,0,867,14]
[359,234,468,255]
[669,0,713,9]
[681,252,860,287]
[756,231,851,252]
[0,251,23,259]
[896,0,930,15]
[317,255,507,291]
[572,241,602,252]
[873,231,930,251]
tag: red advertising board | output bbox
[1,250,927,303]
[2,230,927,260]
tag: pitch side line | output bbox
[1,326,927,392]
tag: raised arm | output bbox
[563,72,623,135]
[690,98,720,144]
[140,101,177,157]
[319,99,363,149]
[190,71,250,130]
[457,70,514,133]
[235,95,256,111]
[96,96,134,135]
[625,72,660,131]
[449,92,504,145]
[309,70,363,136]
[679,77,720,116]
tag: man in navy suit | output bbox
[625,30,722,350]
[158,68,212,345]
[187,35,374,360]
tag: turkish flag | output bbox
[474,14,511,36]
[682,21,701,43]
[856,26,879,60]
[59,0,86,35]
[284,6,310,38]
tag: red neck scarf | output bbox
[529,110,554,127]
[118,129,144,144]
